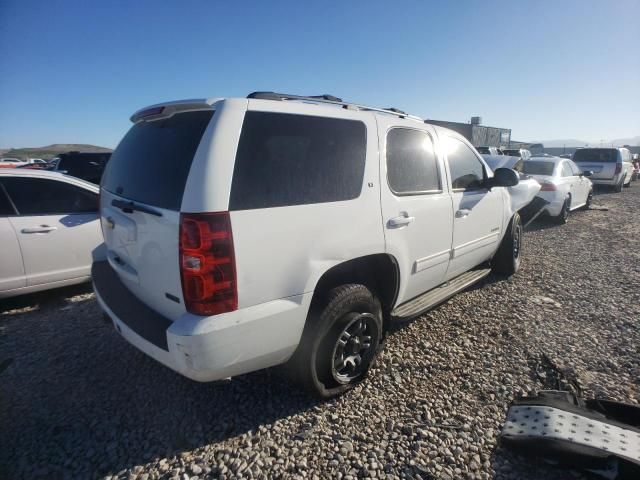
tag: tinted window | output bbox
[230,112,366,210]
[573,149,617,163]
[522,161,555,175]
[476,147,490,154]
[102,110,214,210]
[447,138,485,190]
[1,177,97,215]
[386,128,440,194]
[0,184,16,215]
[57,153,111,182]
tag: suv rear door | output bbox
[443,134,503,279]
[378,119,453,304]
[100,108,215,320]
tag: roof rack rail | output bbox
[384,107,407,115]
[246,91,422,122]
[247,92,343,102]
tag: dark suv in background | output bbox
[52,152,111,184]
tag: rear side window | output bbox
[573,149,617,163]
[102,110,214,210]
[386,128,440,194]
[230,112,366,210]
[1,177,97,215]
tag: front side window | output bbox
[230,112,366,210]
[446,137,486,190]
[0,177,97,215]
[386,128,440,194]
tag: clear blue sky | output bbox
[1,0,638,148]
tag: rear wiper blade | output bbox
[111,199,162,217]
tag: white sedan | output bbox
[521,156,593,224]
[0,169,105,298]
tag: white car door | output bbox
[2,176,102,286]
[0,185,25,293]
[378,119,453,304]
[568,160,589,206]
[443,135,503,280]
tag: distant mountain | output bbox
[533,136,640,148]
[0,144,112,160]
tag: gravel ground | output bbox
[1,184,639,480]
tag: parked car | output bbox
[632,154,639,182]
[482,154,524,173]
[92,92,538,398]
[558,154,573,159]
[0,158,27,168]
[572,147,633,192]
[521,156,593,224]
[51,151,111,184]
[502,148,532,161]
[0,169,104,298]
[476,146,503,156]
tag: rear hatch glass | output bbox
[573,149,617,163]
[102,110,214,210]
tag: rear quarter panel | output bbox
[224,101,385,309]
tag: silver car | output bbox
[572,147,633,192]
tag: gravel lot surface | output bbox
[1,184,639,480]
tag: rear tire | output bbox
[582,188,593,210]
[614,178,624,192]
[492,212,522,276]
[287,284,383,399]
[553,196,570,224]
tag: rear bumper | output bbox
[92,261,311,382]
[589,175,621,186]
[535,192,564,217]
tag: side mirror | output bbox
[490,168,519,188]
[582,170,594,177]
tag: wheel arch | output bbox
[307,254,400,332]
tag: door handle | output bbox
[21,225,57,234]
[388,215,415,228]
[455,209,471,218]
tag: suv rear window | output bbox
[230,112,366,210]
[102,110,214,210]
[573,149,617,163]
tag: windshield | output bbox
[102,110,214,210]
[573,148,617,163]
[476,147,491,154]
[522,161,555,175]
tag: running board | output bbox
[391,268,491,320]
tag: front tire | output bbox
[287,284,383,398]
[492,212,522,276]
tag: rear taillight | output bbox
[179,212,237,316]
[540,182,557,191]
[615,163,622,175]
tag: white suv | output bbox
[93,92,536,398]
